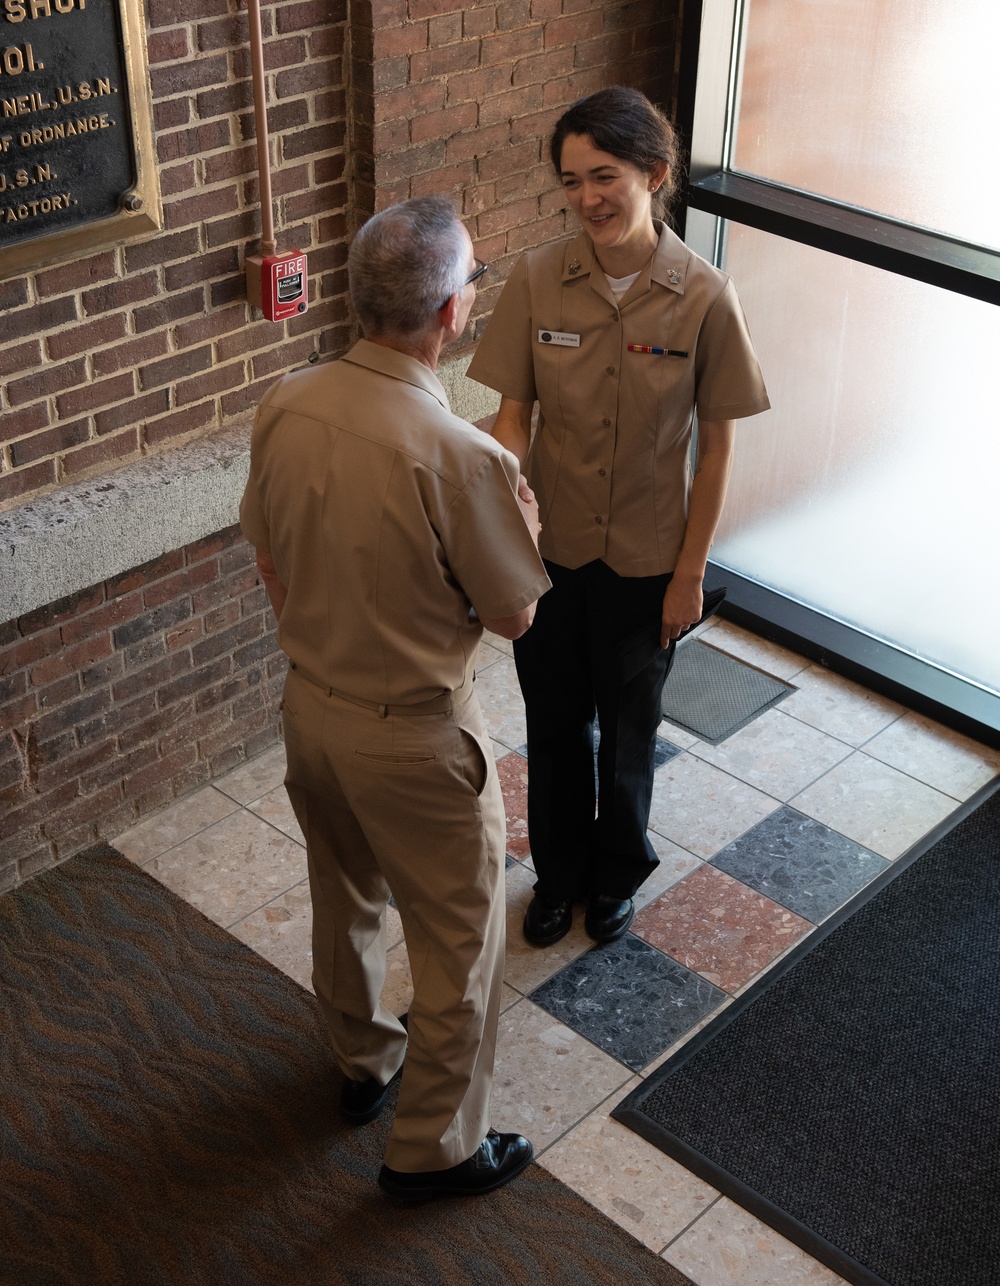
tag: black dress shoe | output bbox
[341,1075,391,1125]
[584,893,634,942]
[523,895,572,947]
[378,1130,534,1203]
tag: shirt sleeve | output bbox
[465,253,538,404]
[239,457,271,555]
[694,277,771,421]
[439,447,550,620]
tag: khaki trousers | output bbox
[281,666,507,1172]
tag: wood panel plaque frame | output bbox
[0,0,161,280]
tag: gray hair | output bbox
[348,196,468,337]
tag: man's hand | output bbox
[516,475,541,545]
[660,573,702,648]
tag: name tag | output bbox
[537,329,580,348]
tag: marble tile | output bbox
[229,881,314,992]
[635,832,703,911]
[711,806,888,924]
[689,709,853,801]
[780,665,906,746]
[792,752,958,861]
[213,742,287,805]
[491,998,632,1151]
[631,865,812,994]
[529,935,727,1071]
[539,1103,718,1252]
[473,655,527,751]
[648,753,780,860]
[143,809,308,930]
[496,750,530,859]
[658,722,701,751]
[247,785,306,845]
[700,618,811,683]
[502,862,593,996]
[475,638,510,669]
[481,629,514,656]
[665,1198,847,1285]
[863,711,1000,801]
[113,786,240,865]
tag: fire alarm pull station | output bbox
[246,252,308,322]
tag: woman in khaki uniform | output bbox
[468,86,770,948]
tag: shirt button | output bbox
[595,515,604,525]
[606,365,615,375]
[598,468,607,477]
[602,417,611,428]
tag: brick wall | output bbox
[0,0,350,510]
[0,526,285,893]
[1,0,682,887]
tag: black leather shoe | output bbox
[341,1075,391,1125]
[584,893,634,942]
[523,895,572,947]
[378,1130,534,1203]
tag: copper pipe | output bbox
[247,0,276,257]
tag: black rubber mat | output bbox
[661,640,793,743]
[613,778,1000,1286]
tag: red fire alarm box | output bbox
[246,251,308,321]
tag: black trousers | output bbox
[513,558,674,903]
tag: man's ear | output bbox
[438,290,462,338]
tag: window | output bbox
[679,0,1000,742]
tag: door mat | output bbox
[662,640,793,743]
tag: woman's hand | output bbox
[660,573,702,648]
[516,475,542,544]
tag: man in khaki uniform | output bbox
[240,196,550,1202]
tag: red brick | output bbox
[476,195,540,237]
[93,389,170,437]
[410,41,480,79]
[149,53,228,97]
[573,29,633,68]
[174,362,248,406]
[274,57,339,98]
[377,22,428,55]
[463,6,496,36]
[512,45,574,86]
[478,83,543,126]
[0,460,56,506]
[61,432,140,480]
[0,339,41,380]
[143,401,217,449]
[411,101,478,144]
[91,333,171,380]
[480,26,544,65]
[428,12,463,44]
[3,401,51,442]
[374,79,445,123]
[6,296,78,344]
[477,139,542,180]
[445,120,509,162]
[410,161,476,196]
[163,247,241,292]
[511,105,564,142]
[196,12,249,52]
[125,228,200,273]
[133,288,207,334]
[35,252,119,300]
[60,593,142,646]
[166,620,204,652]
[154,97,191,129]
[9,420,91,468]
[277,0,344,28]
[251,336,319,379]
[81,273,159,318]
[173,305,246,350]
[163,163,199,198]
[146,26,190,61]
[157,118,232,164]
[0,278,28,310]
[165,188,239,230]
[56,372,135,420]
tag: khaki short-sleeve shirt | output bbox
[466,223,770,576]
[240,340,550,705]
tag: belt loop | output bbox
[378,704,389,719]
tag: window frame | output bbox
[676,0,1000,746]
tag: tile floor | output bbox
[113,615,1000,1286]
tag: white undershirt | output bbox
[604,270,641,302]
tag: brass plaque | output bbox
[0,0,161,279]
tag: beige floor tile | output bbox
[502,862,592,996]
[481,629,514,657]
[863,711,1000,800]
[143,810,308,929]
[113,786,240,865]
[474,654,527,750]
[539,1103,718,1251]
[700,618,811,683]
[659,720,701,751]
[665,1198,847,1285]
[648,754,780,860]
[214,741,287,804]
[636,832,703,909]
[792,752,958,860]
[689,709,853,801]
[491,998,632,1151]
[475,638,511,669]
[229,881,314,992]
[780,665,906,746]
[247,785,306,845]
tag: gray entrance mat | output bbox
[662,640,793,744]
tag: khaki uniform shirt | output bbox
[240,340,550,705]
[467,223,770,577]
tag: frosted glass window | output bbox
[715,224,1000,692]
[733,0,1000,249]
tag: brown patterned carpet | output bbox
[1,844,693,1286]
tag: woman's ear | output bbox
[648,159,670,193]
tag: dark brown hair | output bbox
[550,85,681,219]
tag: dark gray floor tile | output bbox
[529,934,727,1072]
[711,805,889,924]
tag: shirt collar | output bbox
[340,338,451,412]
[559,222,690,298]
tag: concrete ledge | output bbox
[0,353,500,624]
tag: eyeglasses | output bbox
[441,258,488,310]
